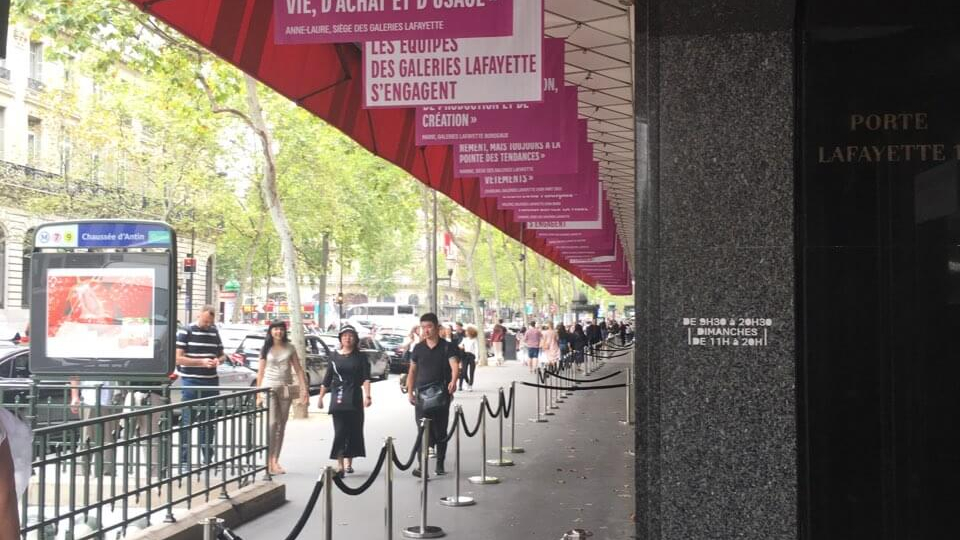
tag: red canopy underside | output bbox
[129,0,598,286]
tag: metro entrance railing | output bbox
[4,384,271,540]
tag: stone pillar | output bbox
[634,2,797,539]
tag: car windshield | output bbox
[240,336,266,355]
[378,335,404,347]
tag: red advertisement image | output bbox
[45,268,155,359]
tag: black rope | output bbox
[584,350,630,358]
[544,370,623,383]
[503,386,515,418]
[392,424,425,471]
[282,475,324,540]
[484,395,503,418]
[437,411,460,444]
[332,444,388,496]
[519,381,628,391]
[459,403,484,438]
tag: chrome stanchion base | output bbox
[468,475,500,485]
[503,446,526,453]
[549,404,560,410]
[486,458,514,467]
[529,417,548,422]
[544,411,556,416]
[402,525,446,538]
[439,495,476,507]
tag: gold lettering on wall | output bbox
[818,112,960,164]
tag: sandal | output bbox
[345,466,354,474]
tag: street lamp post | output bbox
[436,268,453,319]
[336,291,344,325]
[530,287,538,324]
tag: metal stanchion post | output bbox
[201,517,223,540]
[440,406,475,507]
[323,466,333,540]
[620,367,634,426]
[468,397,500,485]
[403,419,444,538]
[507,381,528,450]
[556,365,566,403]
[386,438,395,540]
[487,389,514,467]
[544,367,555,416]
[549,367,560,410]
[530,374,547,423]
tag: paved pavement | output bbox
[235,351,636,540]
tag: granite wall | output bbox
[634,2,797,539]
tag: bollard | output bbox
[556,366,567,403]
[201,517,223,540]
[468,396,500,485]
[403,419,444,538]
[487,389,514,467]
[386,437,395,540]
[549,368,560,410]
[506,382,527,451]
[440,406,475,507]
[620,367,634,426]
[323,466,334,540]
[529,375,547,424]
[543,368,556,416]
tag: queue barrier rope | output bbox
[277,356,620,539]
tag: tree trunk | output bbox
[505,239,524,316]
[244,75,309,419]
[444,213,487,366]
[419,184,436,314]
[232,213,266,323]
[486,230,501,320]
[317,232,329,330]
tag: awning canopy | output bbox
[128,0,635,290]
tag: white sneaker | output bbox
[467,385,473,391]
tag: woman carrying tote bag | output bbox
[256,321,310,475]
[317,326,372,477]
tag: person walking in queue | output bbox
[490,319,506,366]
[317,326,371,477]
[540,321,560,368]
[556,323,570,367]
[524,321,543,374]
[572,323,587,371]
[256,321,310,475]
[517,324,528,366]
[406,313,460,477]
[176,306,228,468]
[458,325,479,391]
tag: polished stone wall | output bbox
[634,2,797,539]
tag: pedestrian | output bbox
[176,305,227,469]
[619,321,628,345]
[256,321,310,475]
[516,324,528,366]
[0,408,30,539]
[458,325,478,391]
[599,320,609,346]
[490,319,506,366]
[573,323,587,370]
[586,319,601,349]
[540,321,560,368]
[317,325,372,477]
[405,313,460,477]
[556,323,570,366]
[69,377,119,475]
[524,321,542,374]
[453,322,466,345]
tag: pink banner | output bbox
[275,0,514,44]
[454,113,582,177]
[479,143,593,197]
[496,161,598,209]
[507,173,601,222]
[415,38,565,145]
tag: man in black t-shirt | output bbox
[406,312,460,477]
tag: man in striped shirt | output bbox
[176,305,226,467]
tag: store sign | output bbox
[274,0,514,44]
[35,222,174,249]
[363,0,542,107]
[454,115,582,177]
[414,37,565,145]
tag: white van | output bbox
[345,303,418,331]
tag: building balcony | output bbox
[27,77,44,92]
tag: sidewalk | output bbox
[235,351,636,540]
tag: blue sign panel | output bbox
[34,221,173,249]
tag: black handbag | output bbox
[328,361,357,412]
[417,382,449,414]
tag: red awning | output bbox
[128,0,596,286]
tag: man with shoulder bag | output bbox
[406,313,460,477]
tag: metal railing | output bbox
[8,384,271,540]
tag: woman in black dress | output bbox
[317,326,372,477]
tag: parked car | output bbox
[0,346,79,427]
[376,332,409,373]
[218,323,264,353]
[231,333,330,395]
[318,334,390,381]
